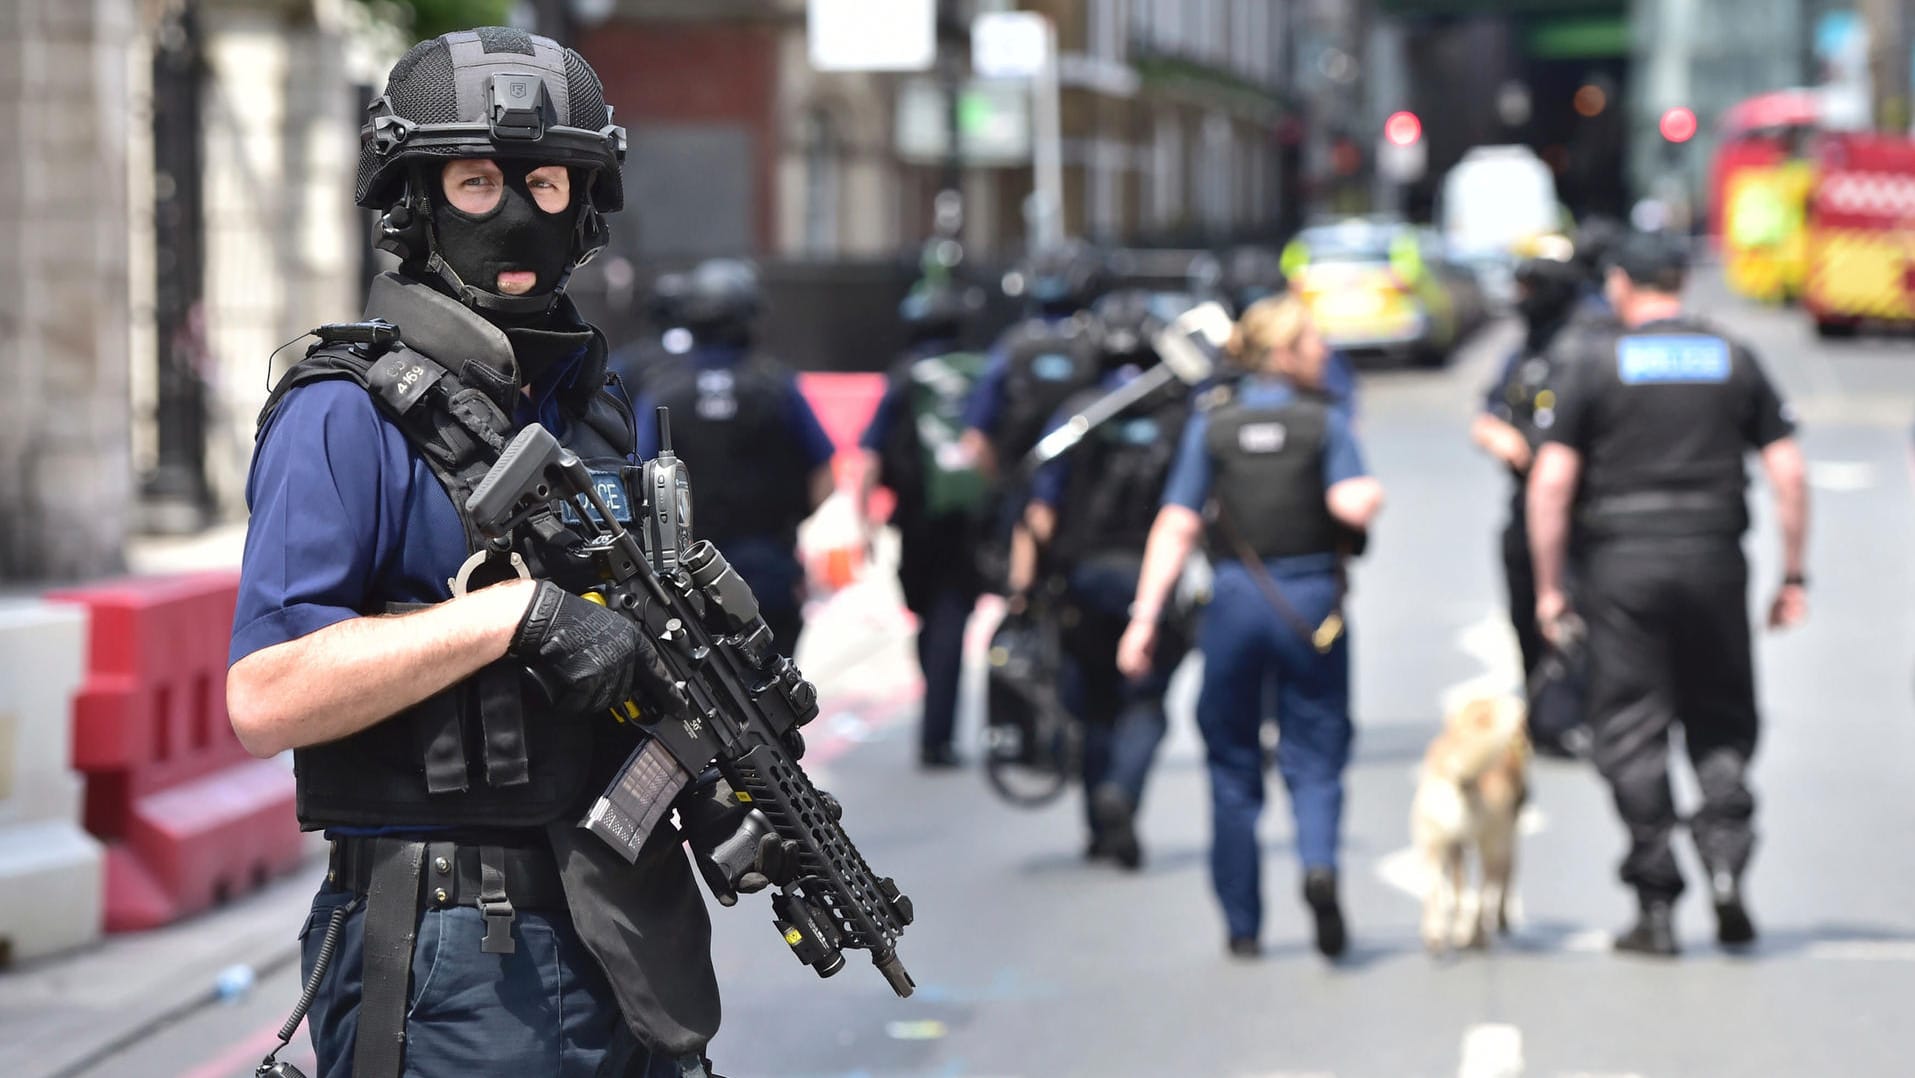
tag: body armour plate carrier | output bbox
[1202,396,1340,561]
[993,317,1104,465]
[642,351,811,548]
[1050,384,1190,567]
[259,272,638,831]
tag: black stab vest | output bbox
[258,273,639,831]
[1050,383,1191,567]
[641,351,811,548]
[1202,396,1340,561]
[993,317,1104,465]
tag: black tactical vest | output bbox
[258,272,639,831]
[1051,383,1191,567]
[1202,395,1340,561]
[1571,316,1763,539]
[642,350,812,547]
[993,316,1104,465]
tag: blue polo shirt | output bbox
[230,351,592,667]
[1161,376,1368,517]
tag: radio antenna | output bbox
[656,406,673,455]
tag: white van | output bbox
[1440,146,1563,305]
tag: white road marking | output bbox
[1375,845,1428,898]
[1807,460,1877,492]
[1457,1023,1524,1078]
[1560,929,1612,953]
[1803,940,1915,962]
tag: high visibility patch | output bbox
[1617,336,1730,384]
[1237,422,1287,453]
[1031,353,1076,381]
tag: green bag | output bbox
[908,350,991,518]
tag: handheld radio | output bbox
[641,406,695,571]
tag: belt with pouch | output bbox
[328,835,569,1078]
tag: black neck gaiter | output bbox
[430,161,579,306]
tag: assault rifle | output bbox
[465,413,915,997]
[1024,300,1233,470]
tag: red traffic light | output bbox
[1384,111,1422,147]
[1659,106,1698,143]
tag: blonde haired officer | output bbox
[1119,296,1384,961]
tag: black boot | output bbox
[1090,785,1142,871]
[1613,898,1679,957]
[1710,871,1757,947]
[1302,868,1347,959]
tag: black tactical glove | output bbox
[679,783,800,907]
[508,580,687,719]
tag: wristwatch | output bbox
[1783,572,1808,589]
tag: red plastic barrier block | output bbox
[46,572,304,931]
[796,372,888,457]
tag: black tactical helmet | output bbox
[678,259,763,340]
[1092,289,1163,364]
[1017,240,1107,314]
[899,283,977,346]
[358,27,627,310]
[646,272,688,328]
[1570,215,1626,285]
[1514,254,1583,334]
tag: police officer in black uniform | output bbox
[628,258,839,652]
[229,29,760,1076]
[1472,249,1597,756]
[1023,290,1194,867]
[609,269,692,390]
[1528,231,1810,957]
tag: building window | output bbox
[802,108,839,256]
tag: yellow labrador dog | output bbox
[1412,695,1529,954]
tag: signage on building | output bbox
[808,0,935,72]
[895,78,1032,166]
[972,11,1051,80]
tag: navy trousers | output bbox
[299,885,706,1078]
[913,584,975,755]
[1195,563,1354,941]
[1059,558,1184,834]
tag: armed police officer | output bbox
[958,242,1107,589]
[1528,231,1809,957]
[1023,290,1195,868]
[228,29,745,1076]
[1472,244,1599,756]
[858,284,993,769]
[1119,296,1383,960]
[628,258,839,652]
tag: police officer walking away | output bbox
[1527,231,1810,956]
[629,258,839,652]
[228,29,746,1076]
[1472,248,1599,756]
[1024,290,1195,868]
[1118,296,1384,959]
[858,284,993,768]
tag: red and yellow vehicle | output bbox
[1710,90,1818,303]
[1804,132,1915,336]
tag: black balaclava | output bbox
[428,160,580,314]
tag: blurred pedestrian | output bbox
[1472,247,1595,756]
[1118,295,1384,959]
[629,258,837,652]
[959,241,1108,590]
[608,270,691,392]
[1527,230,1809,956]
[858,284,993,769]
[1022,290,1195,868]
